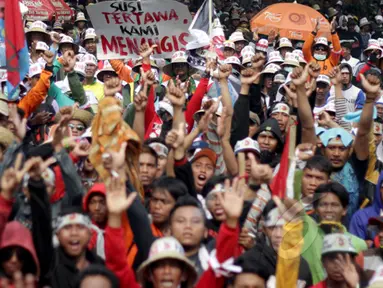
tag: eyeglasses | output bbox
[68,123,85,131]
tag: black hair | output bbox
[60,205,87,217]
[0,246,37,277]
[261,199,277,219]
[62,23,74,34]
[141,145,159,166]
[152,177,188,201]
[144,137,168,147]
[304,155,332,176]
[200,175,231,198]
[169,195,207,225]
[75,265,119,288]
[313,182,349,208]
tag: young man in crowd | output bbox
[138,145,159,196]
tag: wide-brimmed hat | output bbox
[84,28,97,41]
[322,233,357,256]
[292,49,307,64]
[314,37,329,48]
[82,53,98,66]
[223,40,235,50]
[312,4,321,10]
[132,58,159,74]
[240,45,255,57]
[327,7,338,19]
[242,52,255,65]
[364,39,383,55]
[229,31,248,44]
[59,36,79,54]
[28,63,43,78]
[35,41,49,52]
[74,62,86,77]
[53,21,63,31]
[261,63,281,75]
[281,52,299,67]
[225,56,244,69]
[96,60,117,82]
[360,17,370,28]
[277,37,293,50]
[256,39,269,53]
[137,237,197,288]
[162,51,197,77]
[75,12,87,23]
[26,21,51,45]
[56,109,94,128]
[266,51,284,65]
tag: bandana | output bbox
[271,103,290,115]
[320,128,353,147]
[56,213,91,232]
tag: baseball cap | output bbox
[316,75,331,86]
[234,137,260,155]
[322,233,357,256]
[188,140,209,153]
[190,148,217,165]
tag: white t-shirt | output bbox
[329,85,365,113]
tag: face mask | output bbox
[369,53,379,64]
[283,66,294,73]
[314,53,326,61]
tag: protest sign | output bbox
[87,0,192,60]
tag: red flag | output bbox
[269,128,290,199]
[5,0,28,97]
[144,113,163,140]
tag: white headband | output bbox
[272,103,290,115]
[56,213,91,232]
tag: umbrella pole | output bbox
[209,0,212,37]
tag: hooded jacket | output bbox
[349,171,383,240]
[252,118,284,150]
[0,221,39,279]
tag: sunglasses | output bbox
[315,46,327,52]
[68,123,85,131]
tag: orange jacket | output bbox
[109,60,134,83]
[18,69,51,118]
[302,32,341,75]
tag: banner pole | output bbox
[209,0,212,36]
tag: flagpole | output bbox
[208,0,212,36]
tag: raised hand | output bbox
[253,28,259,42]
[216,107,227,138]
[284,84,298,103]
[305,78,317,97]
[167,81,185,108]
[41,50,55,66]
[0,271,36,288]
[212,64,232,80]
[290,66,309,87]
[331,17,337,32]
[238,227,255,250]
[134,89,148,112]
[72,140,91,158]
[52,114,72,151]
[328,66,342,86]
[273,196,304,223]
[8,103,27,141]
[268,29,277,44]
[29,111,52,126]
[317,110,332,127]
[295,143,316,161]
[1,168,19,200]
[102,142,127,173]
[62,51,76,72]
[360,73,381,101]
[140,68,156,87]
[139,43,157,59]
[241,68,261,85]
[248,153,273,184]
[50,31,61,44]
[308,61,321,79]
[205,57,218,73]
[216,178,245,227]
[104,77,122,97]
[314,17,321,33]
[106,175,137,215]
[251,54,266,70]
[197,106,214,134]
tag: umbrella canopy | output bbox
[23,0,56,21]
[250,3,331,41]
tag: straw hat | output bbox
[223,40,235,50]
[26,21,51,45]
[75,12,87,23]
[131,58,159,75]
[359,17,370,28]
[256,39,269,53]
[327,7,338,19]
[162,51,197,77]
[312,4,321,11]
[56,109,94,128]
[261,63,281,75]
[281,52,299,67]
[96,60,117,82]
[59,36,79,54]
[137,237,197,288]
[53,21,63,31]
[314,37,329,48]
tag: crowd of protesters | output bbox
[3,0,383,287]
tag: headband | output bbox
[56,213,91,232]
[272,103,290,115]
[149,143,169,158]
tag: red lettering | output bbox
[152,11,168,22]
[102,12,112,24]
[132,12,141,25]
[117,36,128,56]
[144,12,154,24]
[169,9,179,21]
[126,38,139,54]
[179,32,189,47]
[112,12,122,24]
[160,36,172,52]
[101,35,118,54]
[122,12,135,24]
[148,38,162,54]
[172,35,179,51]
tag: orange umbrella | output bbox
[250,3,331,41]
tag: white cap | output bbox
[325,101,336,113]
[60,35,75,45]
[376,15,383,23]
[223,40,235,50]
[29,63,43,78]
[82,53,97,65]
[149,143,169,158]
[282,52,299,67]
[278,37,293,49]
[229,31,247,43]
[316,74,331,85]
[74,62,86,77]
[256,39,269,53]
[186,29,210,50]
[322,233,357,256]
[36,41,49,51]
[261,63,281,74]
[234,137,260,155]
[364,39,383,54]
[240,45,255,57]
[242,52,255,65]
[336,1,343,6]
[314,37,329,47]
[266,51,284,65]
[158,98,174,117]
[75,12,87,22]
[360,17,370,27]
[27,21,48,33]
[225,56,242,66]
[292,49,307,64]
